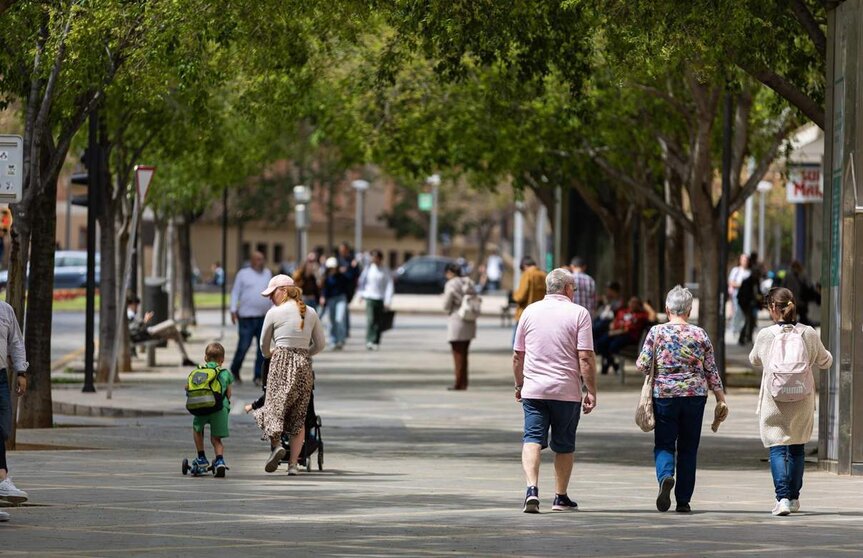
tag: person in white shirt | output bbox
[727,254,751,334]
[229,251,273,385]
[485,250,504,292]
[0,301,29,522]
[252,274,325,476]
[357,249,394,350]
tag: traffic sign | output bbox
[418,192,433,212]
[135,165,155,201]
[0,135,23,203]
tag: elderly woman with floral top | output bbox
[636,285,727,513]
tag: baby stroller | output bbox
[280,374,324,472]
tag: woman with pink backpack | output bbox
[749,287,832,516]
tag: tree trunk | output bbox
[96,196,117,383]
[697,230,722,347]
[18,170,60,428]
[642,214,662,306]
[665,177,686,290]
[177,214,196,324]
[610,215,635,298]
[326,180,335,254]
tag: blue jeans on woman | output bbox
[326,294,348,346]
[769,444,805,501]
[653,396,707,505]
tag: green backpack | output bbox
[185,366,225,416]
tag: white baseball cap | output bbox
[261,274,295,296]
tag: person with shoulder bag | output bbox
[442,263,480,390]
[749,287,832,517]
[636,286,727,513]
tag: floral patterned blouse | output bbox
[636,323,723,398]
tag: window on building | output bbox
[389,250,398,269]
[241,242,251,265]
[273,243,284,264]
[256,243,268,260]
[403,251,414,264]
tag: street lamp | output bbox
[293,185,311,262]
[757,180,773,261]
[351,179,370,254]
[426,174,441,256]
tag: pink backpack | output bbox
[766,324,814,402]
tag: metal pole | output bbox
[536,204,548,270]
[743,195,754,255]
[65,187,72,249]
[107,193,140,399]
[354,189,364,254]
[82,110,99,393]
[221,186,228,329]
[794,204,806,262]
[717,90,733,387]
[758,190,766,259]
[429,182,439,256]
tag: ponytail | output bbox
[768,287,798,323]
[284,286,307,330]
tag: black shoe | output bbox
[523,485,540,513]
[656,476,674,512]
[675,502,691,513]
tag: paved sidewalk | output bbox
[5,310,858,556]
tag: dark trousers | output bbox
[230,316,265,381]
[770,444,805,501]
[595,333,632,373]
[450,340,470,389]
[365,299,384,345]
[0,371,9,472]
[653,396,707,505]
[739,306,757,344]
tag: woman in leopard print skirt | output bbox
[255,274,326,475]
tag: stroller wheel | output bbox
[316,415,322,427]
[318,442,324,471]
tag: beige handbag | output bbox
[635,350,656,432]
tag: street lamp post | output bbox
[351,179,369,254]
[426,174,441,256]
[757,180,773,260]
[293,185,311,262]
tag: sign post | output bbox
[107,166,155,399]
[0,135,23,204]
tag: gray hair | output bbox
[665,285,693,316]
[546,268,574,295]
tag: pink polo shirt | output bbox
[514,293,594,402]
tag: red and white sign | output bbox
[786,164,822,203]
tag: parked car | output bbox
[393,256,457,294]
[0,250,100,289]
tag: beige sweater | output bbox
[749,324,833,448]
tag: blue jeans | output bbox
[230,317,265,381]
[769,444,805,501]
[0,371,10,471]
[653,396,707,505]
[327,294,348,345]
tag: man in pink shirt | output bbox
[513,268,597,513]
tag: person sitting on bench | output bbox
[127,295,196,367]
[594,296,652,375]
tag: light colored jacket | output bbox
[749,323,832,447]
[443,277,477,342]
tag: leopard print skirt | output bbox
[253,347,313,439]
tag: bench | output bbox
[500,291,516,328]
[611,327,652,385]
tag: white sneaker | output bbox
[0,477,28,504]
[790,499,800,513]
[0,510,9,522]
[287,464,299,476]
[772,498,792,516]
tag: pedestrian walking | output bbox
[569,257,596,317]
[321,257,349,350]
[728,254,751,334]
[358,249,393,351]
[229,251,273,385]
[749,287,832,516]
[513,268,597,513]
[254,275,326,476]
[737,266,764,345]
[185,343,233,477]
[293,253,323,313]
[337,242,361,338]
[636,286,727,513]
[484,250,504,292]
[0,301,30,522]
[442,262,479,391]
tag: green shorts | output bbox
[192,407,230,438]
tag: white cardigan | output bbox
[749,324,833,448]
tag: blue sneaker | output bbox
[193,456,210,468]
[212,457,227,478]
[552,493,578,512]
[523,486,540,513]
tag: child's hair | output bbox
[205,342,225,363]
[283,285,307,330]
[768,287,797,323]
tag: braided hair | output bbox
[768,287,797,323]
[283,286,307,330]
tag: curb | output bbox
[52,401,182,418]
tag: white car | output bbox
[0,250,100,289]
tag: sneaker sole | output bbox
[214,465,226,478]
[551,505,578,512]
[772,507,791,516]
[523,498,540,514]
[265,448,286,473]
[0,494,28,505]
[656,477,674,512]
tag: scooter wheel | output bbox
[182,458,190,475]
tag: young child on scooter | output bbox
[189,343,233,477]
